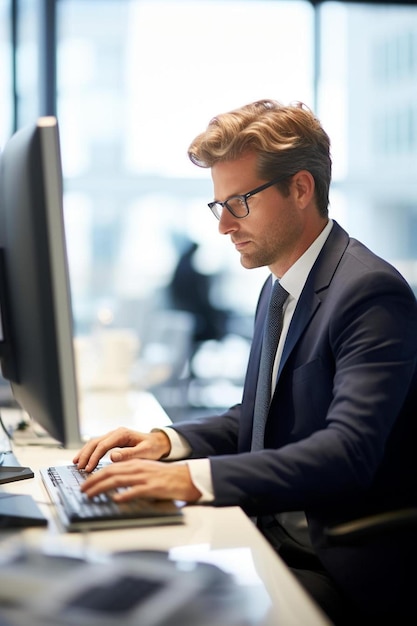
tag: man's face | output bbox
[211,152,304,277]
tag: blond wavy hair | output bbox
[188,99,331,217]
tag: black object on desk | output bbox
[0,450,46,528]
[0,493,48,528]
[0,450,34,484]
[0,465,34,485]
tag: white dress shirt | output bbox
[158,219,334,504]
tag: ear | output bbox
[291,170,315,209]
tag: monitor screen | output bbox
[0,117,81,449]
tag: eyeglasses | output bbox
[208,174,287,220]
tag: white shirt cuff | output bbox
[152,428,214,503]
[152,427,191,460]
[186,458,215,503]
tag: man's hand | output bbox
[80,459,202,503]
[73,427,172,472]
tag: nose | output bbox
[218,208,239,235]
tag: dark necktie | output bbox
[251,280,288,451]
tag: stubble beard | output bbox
[238,246,272,271]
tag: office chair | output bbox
[324,506,417,620]
[324,507,417,545]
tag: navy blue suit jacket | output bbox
[173,221,417,611]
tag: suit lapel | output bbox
[241,221,350,448]
[277,221,350,381]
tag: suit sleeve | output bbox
[209,269,416,516]
[172,403,242,457]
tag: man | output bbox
[74,100,417,623]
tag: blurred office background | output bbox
[0,0,416,419]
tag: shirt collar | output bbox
[276,219,333,301]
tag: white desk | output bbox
[0,394,331,626]
[1,390,172,447]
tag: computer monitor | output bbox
[0,117,82,450]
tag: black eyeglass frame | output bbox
[208,174,288,220]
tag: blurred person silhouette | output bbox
[169,239,229,351]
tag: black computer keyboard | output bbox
[40,464,184,531]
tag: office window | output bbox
[0,0,13,146]
[4,0,417,408]
[317,2,417,284]
[13,0,41,128]
[55,0,314,334]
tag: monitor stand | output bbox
[0,450,34,484]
